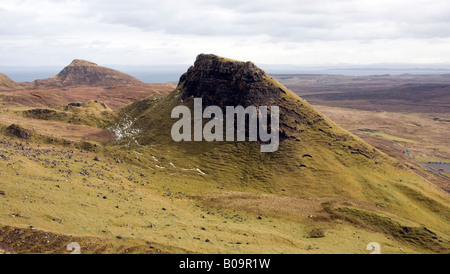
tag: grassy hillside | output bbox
[1,131,447,254]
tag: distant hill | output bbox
[33,59,143,87]
[0,73,23,91]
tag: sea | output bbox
[2,66,450,84]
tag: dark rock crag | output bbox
[179,54,281,108]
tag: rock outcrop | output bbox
[5,124,32,139]
[179,54,277,108]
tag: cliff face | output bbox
[179,54,280,108]
[34,59,143,87]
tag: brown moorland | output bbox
[276,74,450,192]
[275,74,450,113]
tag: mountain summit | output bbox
[179,54,270,107]
[116,53,379,162]
[113,53,402,182]
[34,59,143,87]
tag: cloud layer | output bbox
[1,0,450,66]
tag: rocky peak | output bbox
[34,59,143,87]
[185,54,265,82]
[179,54,280,108]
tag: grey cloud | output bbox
[77,0,450,41]
[2,0,450,66]
[3,0,450,41]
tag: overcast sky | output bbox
[1,0,450,67]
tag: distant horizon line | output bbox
[2,63,450,83]
[2,63,450,69]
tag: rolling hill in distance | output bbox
[0,54,448,254]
